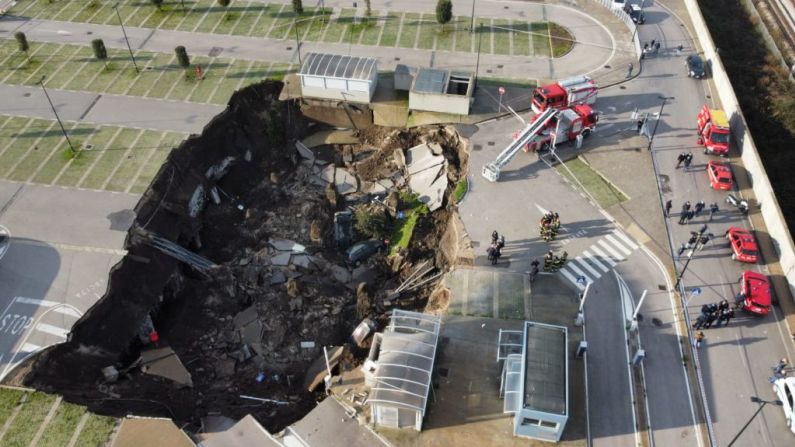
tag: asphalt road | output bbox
[0,83,223,133]
[630,3,795,445]
[0,180,136,382]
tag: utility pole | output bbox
[470,0,476,32]
[293,17,302,66]
[113,4,139,73]
[647,96,673,151]
[474,23,483,89]
[39,77,76,156]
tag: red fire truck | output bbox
[522,104,599,153]
[531,76,598,114]
[697,105,731,155]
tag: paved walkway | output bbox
[0,1,627,83]
[0,83,223,133]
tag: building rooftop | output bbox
[522,322,567,415]
[413,68,449,94]
[367,310,441,414]
[299,53,377,81]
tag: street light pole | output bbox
[39,77,76,156]
[293,17,302,66]
[727,397,782,447]
[647,96,673,151]
[113,4,139,73]
[470,0,476,32]
[474,23,483,89]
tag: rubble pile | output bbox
[8,81,469,433]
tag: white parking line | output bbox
[598,239,625,260]
[35,323,69,339]
[583,250,610,272]
[605,234,633,256]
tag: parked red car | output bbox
[707,161,732,190]
[737,270,772,315]
[726,227,759,263]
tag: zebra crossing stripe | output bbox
[35,323,69,339]
[574,257,601,278]
[559,268,585,290]
[612,230,639,249]
[605,234,633,256]
[20,343,42,353]
[590,245,617,266]
[565,261,590,282]
[598,239,625,260]
[583,250,610,272]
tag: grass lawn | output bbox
[453,18,473,52]
[359,15,383,45]
[398,13,422,48]
[389,192,429,255]
[532,22,552,58]
[556,157,629,208]
[379,12,401,47]
[550,23,575,57]
[513,21,531,56]
[1,391,56,446]
[492,19,512,55]
[416,14,437,50]
[36,401,87,447]
[74,414,117,447]
[0,387,24,425]
[78,128,142,190]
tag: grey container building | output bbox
[298,53,378,104]
[409,67,474,115]
[498,321,569,442]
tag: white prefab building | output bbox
[363,310,441,431]
[298,53,378,104]
[499,321,569,442]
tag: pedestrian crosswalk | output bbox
[559,229,640,290]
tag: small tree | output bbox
[435,0,453,29]
[175,46,191,71]
[91,39,108,69]
[217,0,230,6]
[14,32,29,57]
[150,0,163,9]
[354,206,390,239]
[292,0,303,15]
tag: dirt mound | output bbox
[10,81,469,434]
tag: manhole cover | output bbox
[497,64,503,69]
[286,46,292,51]
[23,93,31,97]
[394,57,400,61]
[504,5,509,8]
[87,31,93,35]
[658,284,666,290]
[208,46,223,57]
[145,66,154,71]
[84,144,94,150]
[620,85,626,89]
[604,65,611,69]
[652,318,663,327]
[473,144,482,151]
[487,141,495,146]
[486,69,493,73]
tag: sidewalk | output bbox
[0,1,634,86]
[0,83,222,133]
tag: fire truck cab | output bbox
[523,104,598,152]
[697,105,731,155]
[531,76,598,114]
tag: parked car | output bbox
[736,270,772,315]
[0,226,9,262]
[686,54,707,79]
[707,160,733,190]
[772,377,795,434]
[623,2,645,24]
[334,210,353,248]
[725,227,759,263]
[346,239,385,267]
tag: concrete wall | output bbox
[409,91,470,115]
[682,0,795,302]
[513,408,567,442]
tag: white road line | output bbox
[615,271,642,447]
[605,234,633,256]
[35,323,69,339]
[565,262,591,283]
[583,250,610,272]
[590,245,617,266]
[573,257,602,278]
[613,230,639,250]
[19,342,42,353]
[559,268,585,291]
[54,307,81,318]
[598,239,625,260]
[15,297,59,307]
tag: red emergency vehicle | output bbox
[697,105,731,155]
[531,76,598,114]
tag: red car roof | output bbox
[743,271,771,305]
[729,227,758,251]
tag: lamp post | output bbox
[727,397,782,446]
[293,17,302,66]
[474,23,483,89]
[470,0,476,32]
[113,4,139,73]
[647,96,673,151]
[39,77,76,156]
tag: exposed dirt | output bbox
[8,81,468,434]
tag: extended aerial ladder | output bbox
[481,108,558,182]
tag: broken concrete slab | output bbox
[233,305,259,329]
[269,239,306,254]
[141,345,193,388]
[271,253,291,266]
[408,163,448,212]
[270,270,287,285]
[240,320,264,347]
[291,254,311,269]
[429,142,444,155]
[405,143,445,176]
[363,181,387,195]
[350,266,378,286]
[330,265,351,284]
[295,141,315,162]
[302,129,359,148]
[304,346,345,392]
[320,164,335,184]
[334,168,358,195]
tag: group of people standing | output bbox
[539,212,561,242]
[487,230,506,265]
[668,199,719,225]
[543,249,568,272]
[693,300,735,330]
[675,151,695,170]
